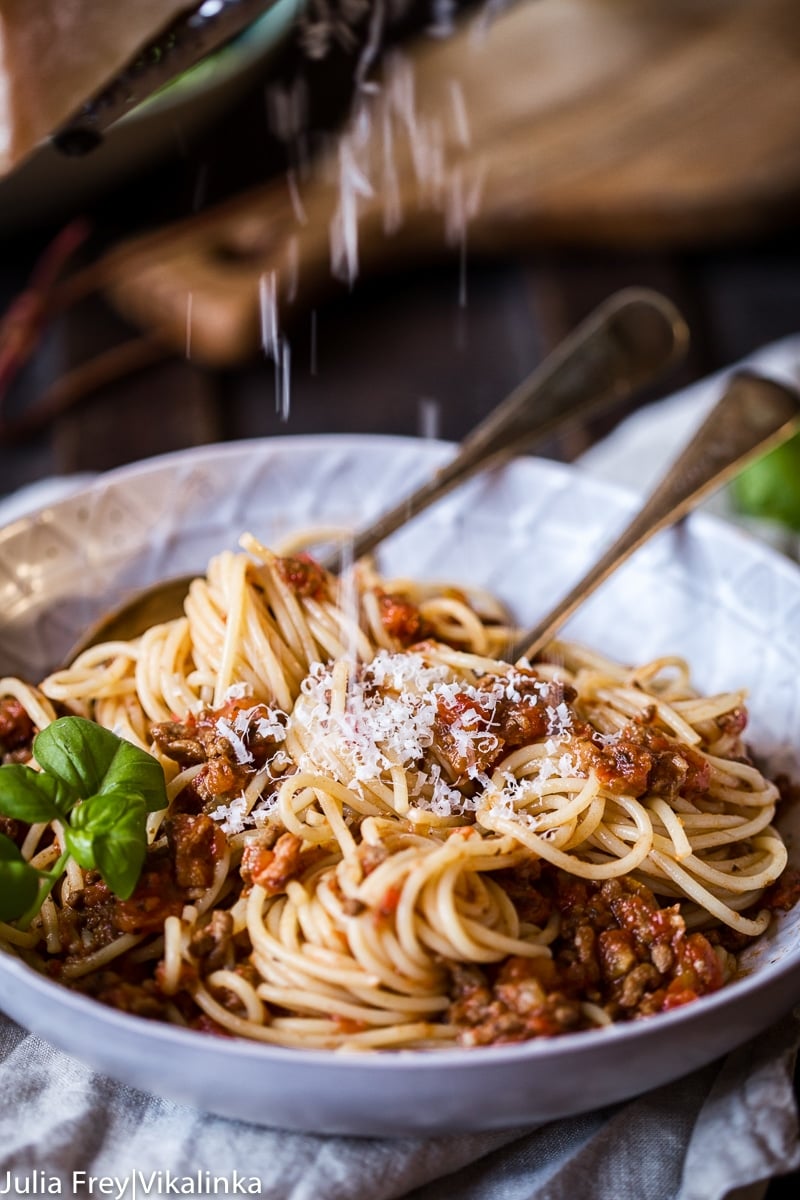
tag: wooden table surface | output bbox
[1,7,800,1193]
[3,221,800,499]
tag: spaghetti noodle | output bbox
[0,533,796,1050]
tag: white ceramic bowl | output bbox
[0,435,799,1135]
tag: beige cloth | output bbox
[0,1011,798,1199]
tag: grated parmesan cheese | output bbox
[215,717,253,766]
[209,791,278,836]
[292,650,582,821]
[209,793,249,835]
[214,704,288,768]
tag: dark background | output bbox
[2,2,800,503]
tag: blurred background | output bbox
[1,1,800,1192]
[0,0,799,547]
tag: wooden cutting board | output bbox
[105,0,800,365]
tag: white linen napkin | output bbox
[2,338,800,1200]
[0,1010,797,1200]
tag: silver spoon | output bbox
[510,370,800,663]
[67,287,687,656]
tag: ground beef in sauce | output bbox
[433,674,576,782]
[151,698,286,809]
[240,831,308,894]
[188,910,235,971]
[165,812,220,890]
[275,552,330,600]
[57,812,227,965]
[572,722,711,800]
[0,815,21,844]
[759,866,800,914]
[776,774,800,808]
[0,697,35,763]
[81,973,173,1020]
[377,591,429,646]
[57,880,133,962]
[448,868,725,1045]
[111,858,187,935]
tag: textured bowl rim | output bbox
[1,432,799,1078]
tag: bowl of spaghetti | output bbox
[0,433,798,1135]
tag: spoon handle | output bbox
[511,371,800,663]
[64,288,687,659]
[320,287,688,569]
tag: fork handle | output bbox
[511,371,800,663]
[321,287,687,570]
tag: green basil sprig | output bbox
[0,716,167,926]
[733,435,800,532]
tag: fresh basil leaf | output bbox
[33,717,119,795]
[94,825,148,902]
[94,740,167,814]
[33,717,167,813]
[10,718,165,908]
[733,435,800,532]
[0,837,23,862]
[0,835,43,922]
[68,791,149,898]
[70,789,146,835]
[61,825,96,872]
[66,790,138,869]
[0,763,71,822]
